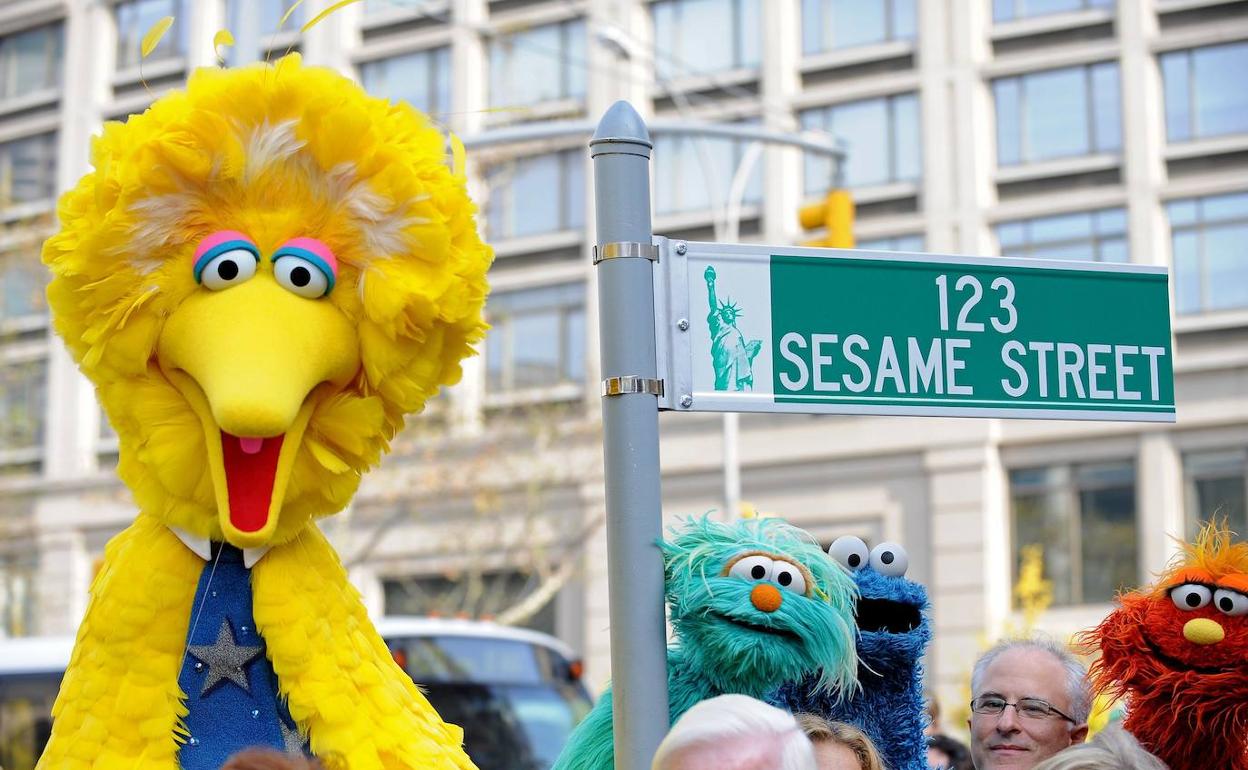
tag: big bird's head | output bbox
[42,56,491,549]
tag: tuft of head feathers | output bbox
[1153,519,1248,596]
[42,55,491,542]
[660,515,858,699]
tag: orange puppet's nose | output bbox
[1184,618,1225,645]
[750,584,783,613]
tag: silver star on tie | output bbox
[188,619,264,696]
[281,720,308,755]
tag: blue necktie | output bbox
[176,543,309,769]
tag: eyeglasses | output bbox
[970,695,1076,723]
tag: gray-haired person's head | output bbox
[1031,724,1169,770]
[651,694,816,770]
[971,636,1093,724]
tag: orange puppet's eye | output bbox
[1170,583,1212,611]
[1214,588,1248,616]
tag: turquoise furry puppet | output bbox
[551,515,859,770]
[773,536,933,770]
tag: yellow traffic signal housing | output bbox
[799,189,855,248]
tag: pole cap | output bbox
[591,100,653,158]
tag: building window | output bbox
[485,284,585,397]
[360,47,451,117]
[486,150,584,240]
[0,551,37,637]
[996,208,1127,262]
[489,18,585,109]
[1168,191,1248,315]
[1161,42,1248,144]
[801,0,914,56]
[801,93,920,191]
[383,569,557,636]
[1010,461,1137,607]
[1184,449,1247,541]
[1,251,46,322]
[0,134,57,207]
[224,0,302,64]
[116,0,184,70]
[994,63,1120,166]
[654,132,763,215]
[652,0,761,80]
[857,234,924,252]
[0,359,46,456]
[0,23,63,103]
[993,0,1113,23]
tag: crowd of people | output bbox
[210,635,1163,770]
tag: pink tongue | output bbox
[239,437,264,455]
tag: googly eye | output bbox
[1214,589,1248,616]
[828,536,869,572]
[869,542,909,577]
[771,559,808,595]
[193,231,259,290]
[273,254,331,298]
[728,554,774,583]
[1170,583,1212,611]
[272,237,337,298]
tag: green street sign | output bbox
[655,240,1175,421]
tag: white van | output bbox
[0,617,592,770]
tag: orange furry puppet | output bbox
[1081,522,1248,770]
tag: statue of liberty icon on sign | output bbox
[704,265,763,391]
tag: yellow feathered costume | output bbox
[38,56,491,769]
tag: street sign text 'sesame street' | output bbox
[654,241,1175,422]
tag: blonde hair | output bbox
[1031,724,1168,770]
[794,714,886,770]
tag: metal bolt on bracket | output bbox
[679,394,693,408]
[677,318,689,331]
[675,241,688,255]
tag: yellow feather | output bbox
[141,17,174,58]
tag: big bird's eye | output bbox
[728,555,774,583]
[828,536,869,572]
[272,238,337,298]
[869,542,909,577]
[771,559,808,595]
[1214,589,1248,616]
[1170,584,1212,611]
[193,231,259,290]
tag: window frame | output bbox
[1161,42,1248,145]
[800,0,915,56]
[800,92,921,192]
[1167,191,1248,316]
[0,21,64,105]
[1182,447,1248,540]
[488,17,586,110]
[1009,458,1140,608]
[651,0,762,81]
[358,45,452,118]
[483,282,586,405]
[994,207,1128,263]
[485,149,585,241]
[993,61,1121,167]
[114,0,186,72]
[992,0,1114,24]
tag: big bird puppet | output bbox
[1081,521,1248,770]
[38,55,490,769]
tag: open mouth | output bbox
[709,612,801,641]
[857,598,922,633]
[1142,633,1232,674]
[221,432,284,533]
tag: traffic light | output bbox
[799,189,855,248]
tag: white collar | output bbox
[169,526,272,568]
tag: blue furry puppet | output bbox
[773,536,932,770]
[551,515,859,770]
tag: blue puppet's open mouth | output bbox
[857,598,922,634]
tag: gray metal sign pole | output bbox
[590,101,670,770]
